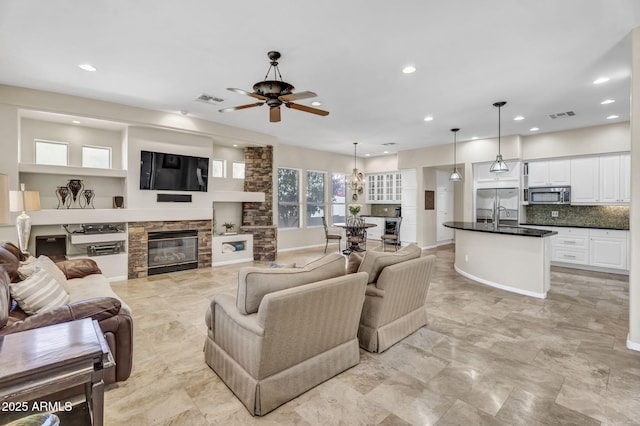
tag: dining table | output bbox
[333,221,377,254]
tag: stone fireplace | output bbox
[128,220,211,278]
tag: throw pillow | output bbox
[9,268,71,315]
[17,255,37,280]
[30,256,70,293]
[347,252,363,274]
[357,243,422,283]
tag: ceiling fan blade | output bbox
[226,88,267,100]
[279,91,317,102]
[270,107,281,122]
[285,102,330,116]
[218,102,264,113]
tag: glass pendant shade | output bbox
[449,128,462,181]
[490,101,509,173]
[449,168,462,181]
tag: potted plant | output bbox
[223,222,235,234]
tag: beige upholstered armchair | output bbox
[355,244,436,352]
[204,253,368,416]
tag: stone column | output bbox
[241,146,277,261]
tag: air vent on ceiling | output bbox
[195,94,224,105]
[381,142,397,146]
[548,111,576,120]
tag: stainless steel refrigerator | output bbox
[475,188,519,225]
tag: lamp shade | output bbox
[0,174,9,224]
[10,190,41,212]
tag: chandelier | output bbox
[347,142,365,191]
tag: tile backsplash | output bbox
[369,204,401,217]
[525,205,629,229]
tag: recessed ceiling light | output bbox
[311,101,322,106]
[529,127,540,131]
[383,150,389,154]
[601,99,615,105]
[78,63,96,72]
[593,77,610,84]
[471,136,478,140]
[514,116,525,121]
[606,115,619,119]
[365,153,371,157]
[423,116,434,122]
[402,66,416,74]
[232,144,238,147]
[71,120,81,124]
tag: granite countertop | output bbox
[521,223,629,231]
[443,221,557,238]
[361,215,400,219]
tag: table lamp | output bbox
[10,183,41,254]
[0,174,9,225]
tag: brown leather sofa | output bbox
[0,242,132,384]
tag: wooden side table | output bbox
[0,319,114,426]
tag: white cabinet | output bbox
[366,172,402,203]
[599,153,630,204]
[475,160,521,188]
[551,227,589,265]
[589,229,627,270]
[570,157,599,203]
[570,154,630,205]
[527,159,570,187]
[364,217,385,240]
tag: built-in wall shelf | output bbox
[26,208,213,225]
[19,163,127,178]
[212,234,254,266]
[211,190,265,202]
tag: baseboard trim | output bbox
[454,264,547,299]
[627,335,640,352]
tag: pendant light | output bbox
[489,101,509,173]
[448,128,462,181]
[347,142,366,190]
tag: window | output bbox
[331,173,347,224]
[278,168,301,229]
[82,145,111,169]
[35,140,68,166]
[232,161,245,179]
[306,170,326,227]
[211,159,226,178]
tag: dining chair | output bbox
[322,216,342,253]
[381,218,402,251]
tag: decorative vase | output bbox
[82,189,95,209]
[67,179,84,208]
[55,186,70,209]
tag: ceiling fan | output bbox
[219,51,330,123]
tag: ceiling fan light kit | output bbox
[448,128,462,181]
[219,51,330,122]
[489,101,509,173]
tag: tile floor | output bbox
[103,244,640,425]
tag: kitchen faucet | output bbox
[493,201,508,230]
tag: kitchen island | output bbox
[444,222,557,299]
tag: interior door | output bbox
[436,184,454,241]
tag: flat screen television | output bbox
[140,150,209,192]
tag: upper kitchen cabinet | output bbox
[571,153,630,205]
[366,172,402,203]
[475,160,521,188]
[599,153,630,204]
[527,159,571,187]
[570,156,599,203]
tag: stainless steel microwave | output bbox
[528,186,571,204]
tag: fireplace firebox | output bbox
[147,230,198,275]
